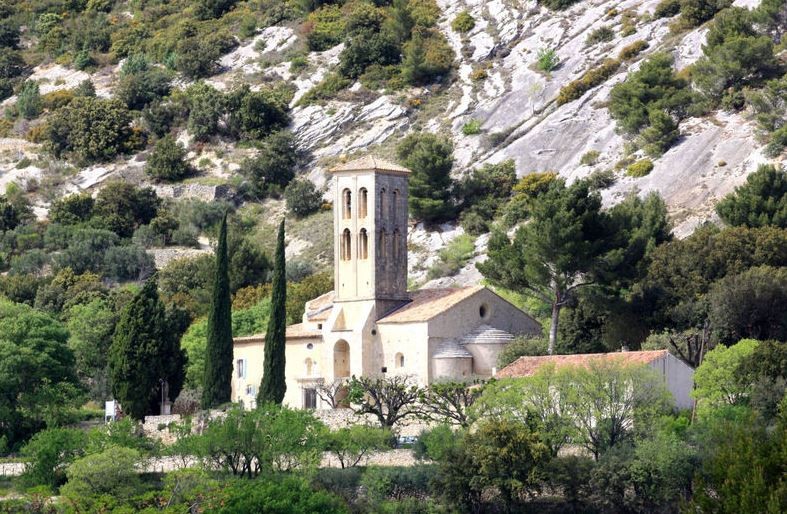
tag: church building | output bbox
[231,156,542,409]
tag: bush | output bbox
[538,0,582,9]
[307,5,345,52]
[654,0,681,18]
[297,72,351,106]
[285,178,323,217]
[17,81,42,119]
[360,465,436,502]
[414,425,456,462]
[102,244,155,281]
[115,56,172,111]
[497,336,549,368]
[451,11,475,33]
[226,85,291,141]
[557,59,620,105]
[145,135,192,181]
[680,0,732,27]
[639,110,680,156]
[396,132,455,223]
[618,40,649,61]
[462,119,481,135]
[401,30,454,85]
[627,159,654,177]
[60,446,142,505]
[50,192,94,225]
[208,476,348,513]
[46,97,134,163]
[427,234,475,279]
[20,428,87,490]
[184,82,223,141]
[587,26,615,45]
[716,164,787,228]
[536,47,560,73]
[580,150,601,166]
[240,131,297,198]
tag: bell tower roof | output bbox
[330,156,411,175]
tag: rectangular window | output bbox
[304,388,317,409]
[237,359,246,379]
[245,384,256,396]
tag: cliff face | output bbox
[0,0,779,281]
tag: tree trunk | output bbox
[549,302,560,355]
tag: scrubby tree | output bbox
[115,54,171,111]
[348,375,422,428]
[93,182,160,238]
[396,132,455,223]
[716,164,787,228]
[0,299,81,448]
[240,131,298,198]
[185,82,224,141]
[419,380,484,427]
[108,278,185,419]
[680,0,732,26]
[226,86,290,141]
[258,220,287,405]
[17,80,42,119]
[285,178,323,217]
[693,339,759,411]
[65,299,117,400]
[324,425,391,468]
[708,266,787,344]
[202,214,233,408]
[145,135,192,182]
[46,97,134,163]
[479,178,612,354]
[50,192,94,225]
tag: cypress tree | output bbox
[258,219,287,405]
[202,212,233,408]
[108,277,181,420]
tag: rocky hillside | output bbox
[0,0,781,285]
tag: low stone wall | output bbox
[142,414,183,444]
[153,183,233,202]
[313,408,433,437]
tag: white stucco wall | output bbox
[648,353,695,410]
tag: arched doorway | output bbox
[333,340,350,378]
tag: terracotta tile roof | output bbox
[378,286,485,323]
[305,291,334,322]
[234,323,322,344]
[330,155,411,174]
[496,350,670,378]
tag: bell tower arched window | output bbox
[392,189,399,221]
[341,228,352,260]
[359,229,368,259]
[393,229,401,259]
[379,188,387,218]
[359,188,368,218]
[342,189,352,219]
[379,229,387,259]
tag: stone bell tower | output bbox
[330,156,410,319]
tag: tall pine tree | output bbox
[108,277,185,419]
[202,212,233,408]
[258,219,287,405]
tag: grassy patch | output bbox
[427,234,476,280]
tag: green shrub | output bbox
[209,476,348,513]
[609,53,692,137]
[285,178,323,217]
[618,40,649,61]
[680,0,732,27]
[401,29,455,85]
[427,234,475,279]
[451,11,475,33]
[290,55,308,72]
[297,73,351,106]
[307,5,346,52]
[115,55,172,111]
[17,81,42,119]
[313,467,364,503]
[20,428,87,490]
[462,119,482,135]
[239,131,297,198]
[60,446,142,506]
[226,85,291,141]
[538,0,582,9]
[536,47,560,73]
[145,135,192,181]
[654,0,681,18]
[360,465,436,502]
[627,159,654,177]
[557,59,620,105]
[639,110,680,156]
[586,26,615,45]
[580,150,601,166]
[497,336,549,368]
[46,97,134,163]
[414,424,457,462]
[586,169,617,190]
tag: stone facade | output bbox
[231,156,541,409]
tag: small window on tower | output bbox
[379,188,387,217]
[359,229,368,259]
[341,229,352,260]
[342,189,352,219]
[393,229,401,259]
[392,189,399,220]
[379,229,387,259]
[359,188,368,218]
